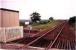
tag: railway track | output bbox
[24,22,65,46]
[0,21,75,50]
[23,21,75,50]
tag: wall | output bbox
[0,27,23,43]
[0,8,23,43]
[0,8,19,27]
[0,10,1,27]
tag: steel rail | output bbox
[24,22,66,48]
[56,41,60,49]
[12,21,58,44]
[3,21,65,49]
[45,22,66,50]
[23,21,57,38]
[67,40,69,50]
[8,25,57,46]
[30,21,56,37]
[68,41,71,50]
[61,41,63,49]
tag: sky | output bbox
[0,0,76,20]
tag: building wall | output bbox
[0,8,19,27]
[0,10,1,27]
[0,8,24,42]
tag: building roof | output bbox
[0,8,19,12]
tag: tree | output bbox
[68,16,76,26]
[30,12,41,23]
[49,17,53,21]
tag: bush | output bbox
[68,16,76,26]
[68,16,76,23]
[40,20,49,24]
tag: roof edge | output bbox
[0,8,19,12]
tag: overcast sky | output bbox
[0,0,76,20]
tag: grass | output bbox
[32,20,60,30]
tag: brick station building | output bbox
[0,8,19,27]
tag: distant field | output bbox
[32,20,60,30]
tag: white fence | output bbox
[0,26,23,43]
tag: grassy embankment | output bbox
[32,20,60,31]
